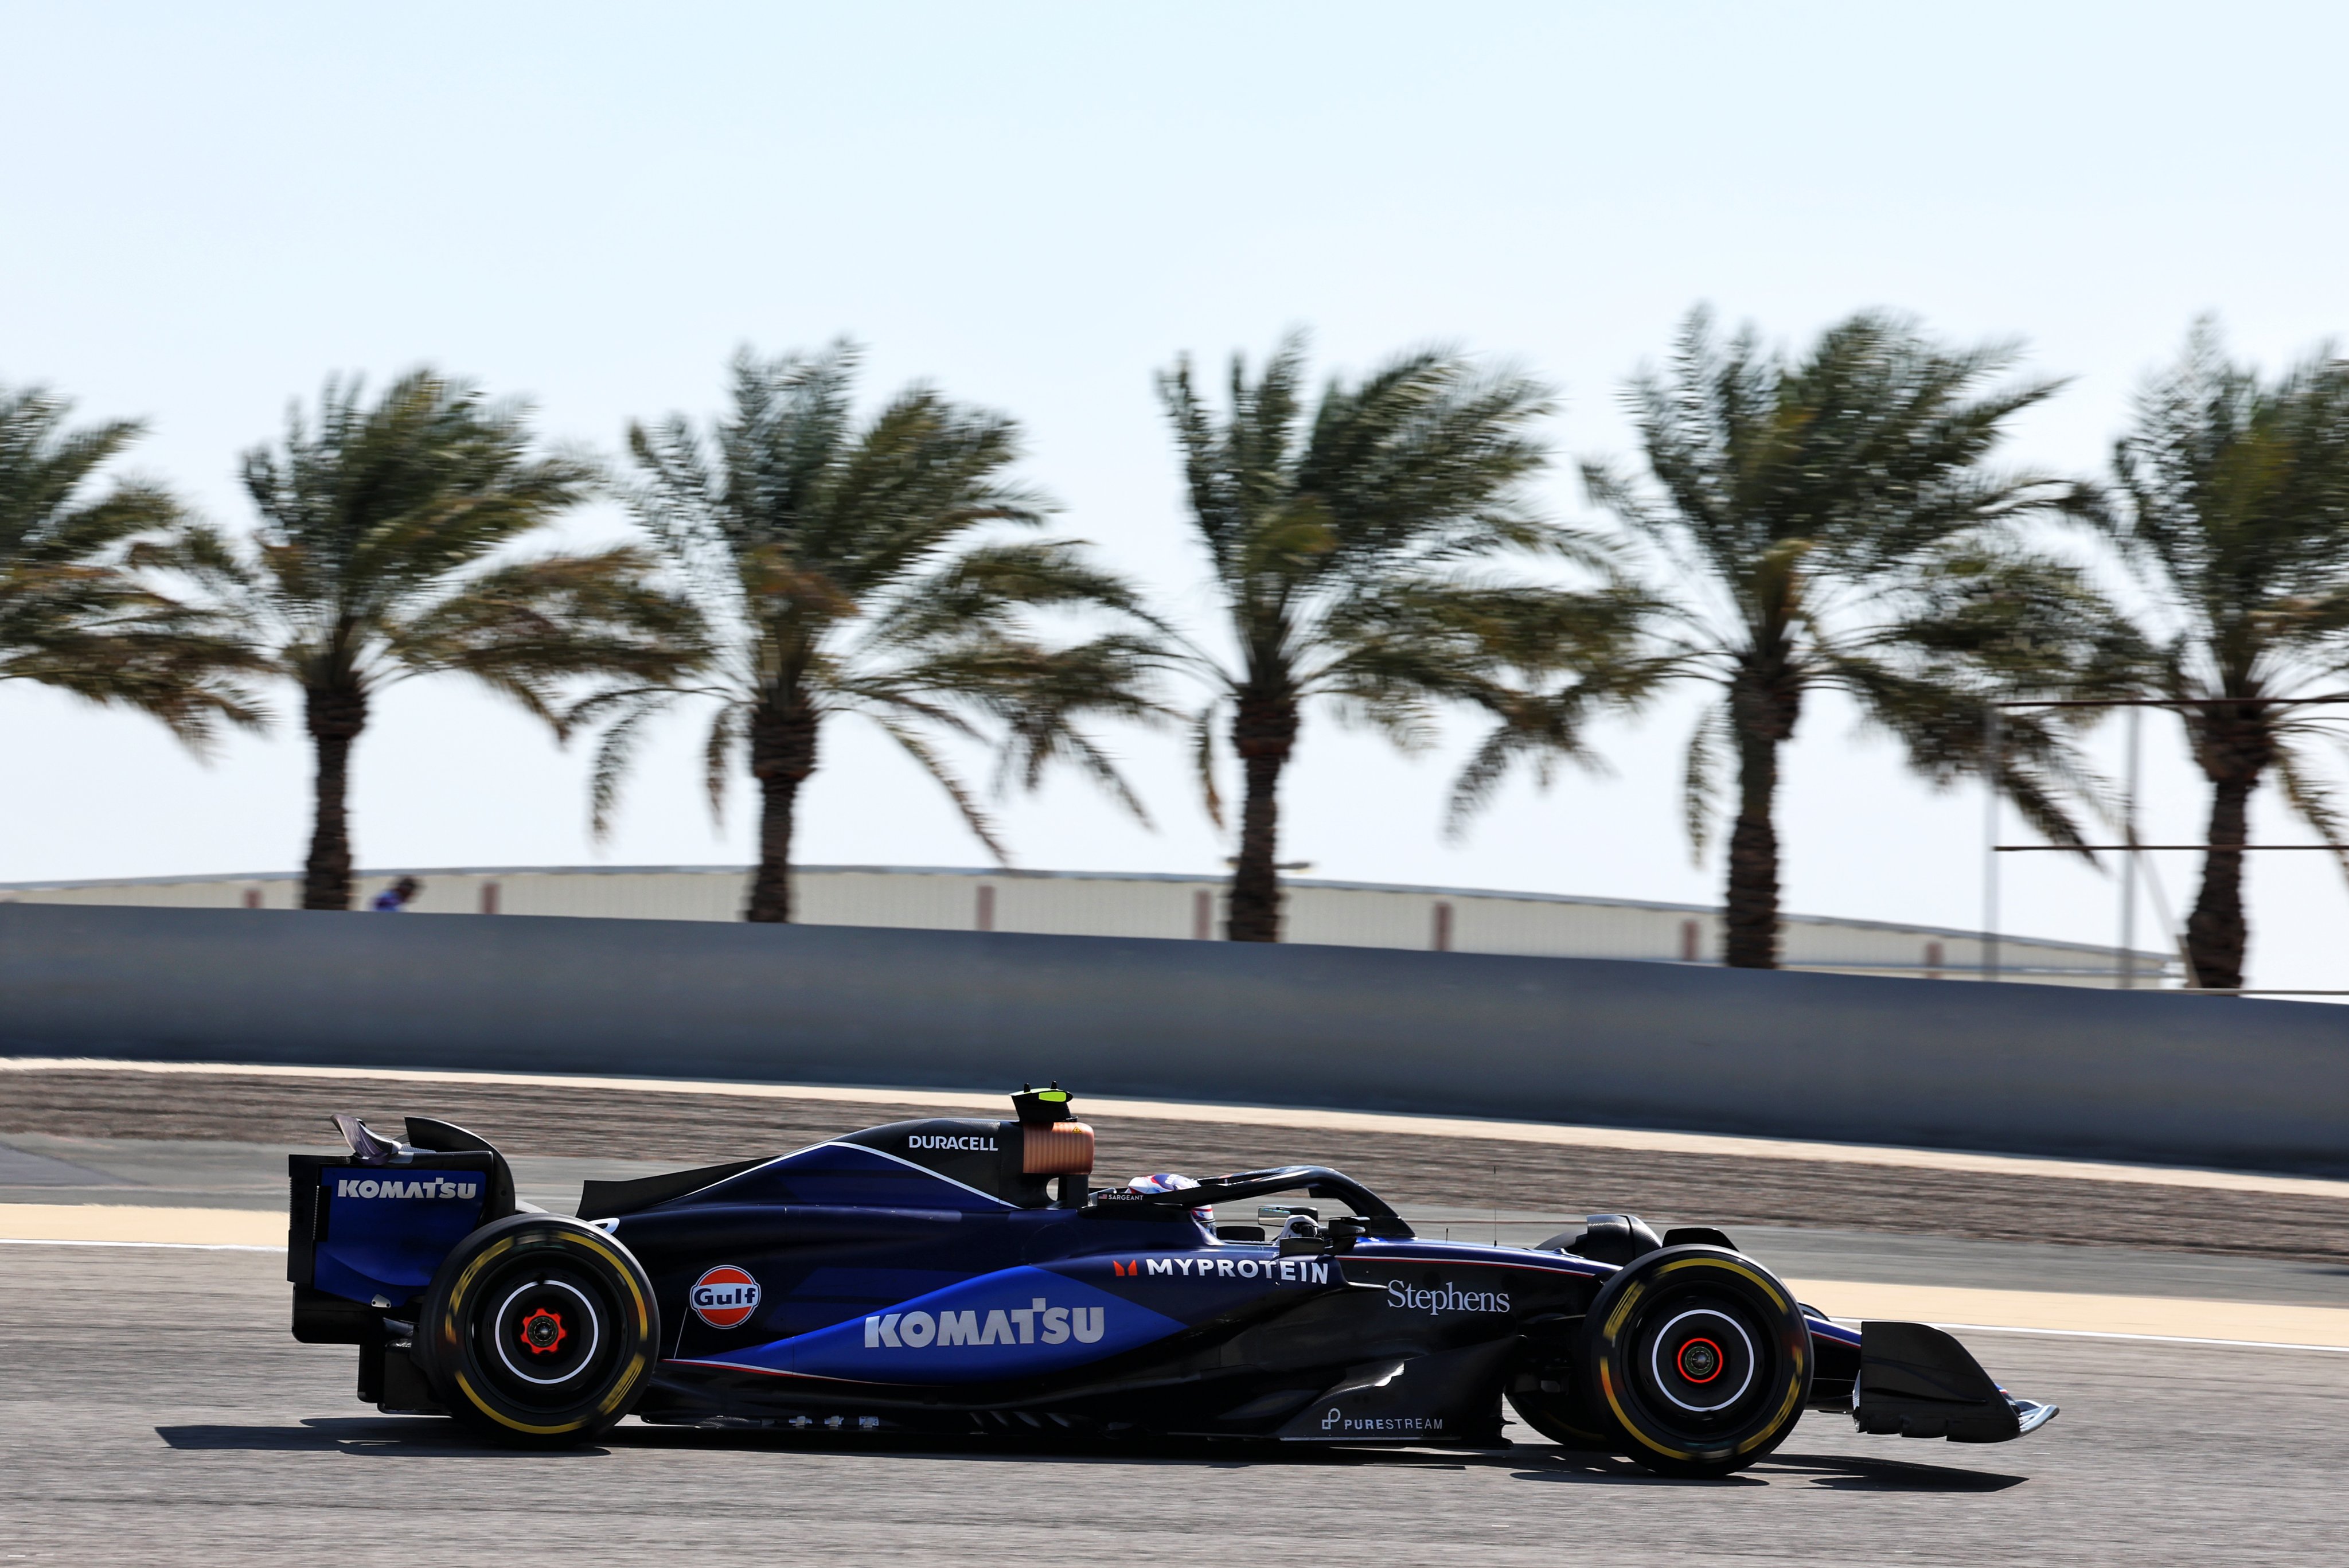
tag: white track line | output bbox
[6,1055,2345,1200]
[0,1238,282,1253]
[1825,1317,2349,1355]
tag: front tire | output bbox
[416,1214,658,1445]
[1582,1245,1810,1478]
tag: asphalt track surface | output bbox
[6,1063,2349,1563]
[3,1245,2343,1567]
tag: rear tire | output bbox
[1581,1245,1810,1478]
[416,1214,658,1445]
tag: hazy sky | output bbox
[6,3,2347,989]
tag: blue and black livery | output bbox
[286,1087,2055,1476]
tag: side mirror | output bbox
[1326,1215,1369,1254]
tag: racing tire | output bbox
[1581,1245,1811,1479]
[416,1214,659,1446]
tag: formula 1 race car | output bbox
[284,1087,2055,1476]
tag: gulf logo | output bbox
[689,1265,761,1330]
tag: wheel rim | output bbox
[490,1276,605,1388]
[470,1260,618,1409]
[1618,1284,1783,1441]
[1643,1305,1757,1415]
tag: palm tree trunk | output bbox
[301,687,367,911]
[2185,713,2268,989]
[1723,666,1799,969]
[1226,692,1298,942]
[1724,739,1782,968]
[746,704,818,923]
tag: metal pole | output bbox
[2119,705,2140,989]
[2133,839,2196,988]
[1983,704,2000,982]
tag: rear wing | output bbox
[288,1115,517,1345]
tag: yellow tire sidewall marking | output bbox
[441,1235,514,1353]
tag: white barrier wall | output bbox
[0,903,2332,1171]
[0,863,2173,986]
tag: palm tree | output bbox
[596,342,1163,923]
[1584,309,2131,968]
[1,384,259,747]
[2092,323,2349,990]
[189,370,702,910]
[1161,335,1653,942]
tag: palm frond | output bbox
[1818,646,2102,855]
[227,368,619,722]
[875,718,1010,864]
[1441,696,1603,841]
[584,691,669,842]
[2270,739,2349,888]
[873,627,1169,823]
[862,539,1163,651]
[1442,723,1545,840]
[385,547,709,734]
[1606,307,2073,628]
[0,384,264,745]
[1191,701,1225,832]
[1682,699,1731,863]
[702,703,742,824]
[1330,574,1667,793]
[1299,347,1558,571]
[2102,322,2349,692]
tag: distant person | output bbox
[369,876,421,912]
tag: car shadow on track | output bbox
[1495,1450,2026,1491]
[1755,1452,2029,1492]
[1500,1449,2023,1492]
[631,1429,2031,1491]
[153,1420,2024,1489]
[155,1419,610,1458]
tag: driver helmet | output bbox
[1127,1172,1213,1227]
